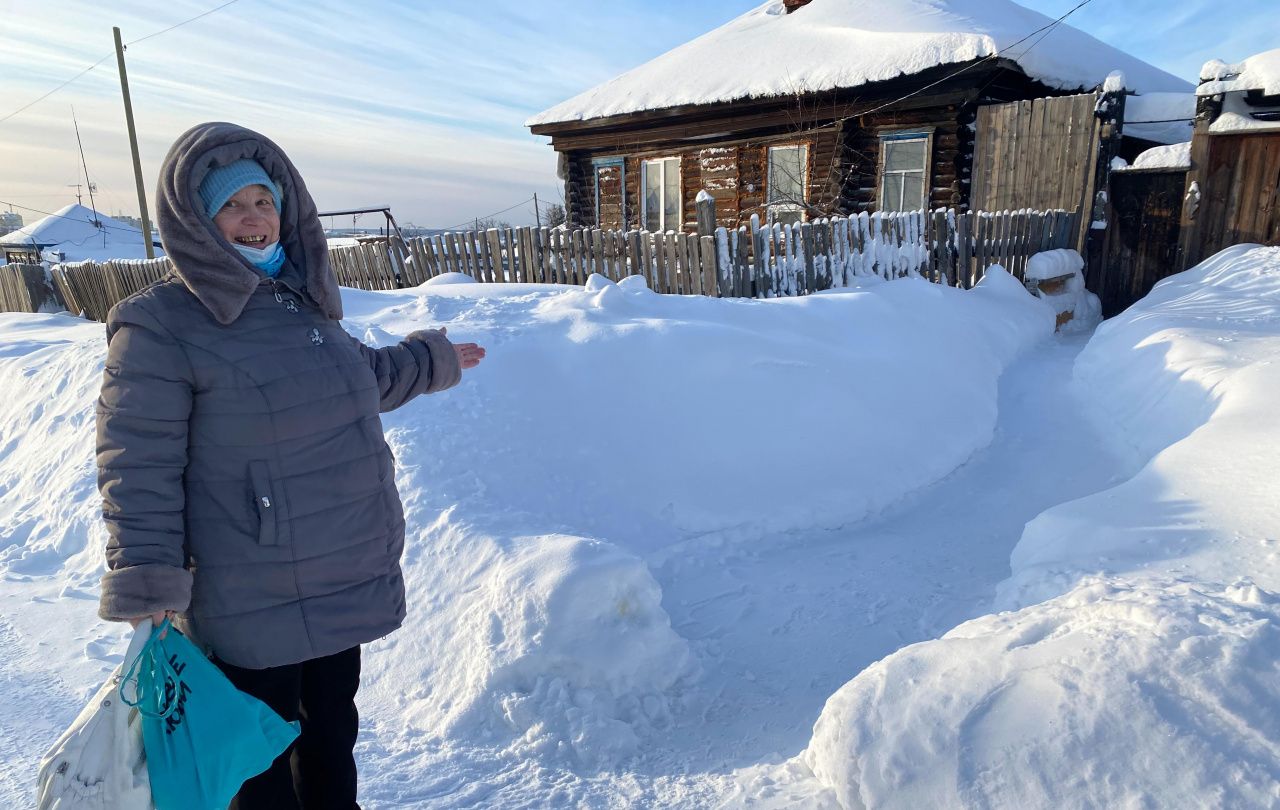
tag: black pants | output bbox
[214,646,362,810]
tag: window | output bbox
[642,157,681,232]
[878,132,930,212]
[767,144,809,226]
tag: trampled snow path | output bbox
[356,331,1127,808]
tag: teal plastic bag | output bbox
[120,619,299,810]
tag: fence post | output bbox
[1087,82,1126,289]
[695,191,716,238]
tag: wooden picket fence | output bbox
[389,207,1080,297]
[19,208,1080,321]
[0,263,63,314]
[48,257,173,323]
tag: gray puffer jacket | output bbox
[96,122,460,668]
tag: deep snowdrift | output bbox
[804,245,1280,809]
[0,268,1052,790]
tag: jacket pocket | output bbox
[248,460,278,546]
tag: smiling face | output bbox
[212,184,280,247]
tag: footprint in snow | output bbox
[84,635,125,665]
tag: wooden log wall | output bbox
[840,104,970,213]
[595,163,624,229]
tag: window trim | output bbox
[591,156,626,228]
[765,142,811,226]
[876,130,933,213]
[641,156,682,232]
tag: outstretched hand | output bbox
[440,327,486,371]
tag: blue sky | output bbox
[0,0,1275,229]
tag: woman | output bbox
[95,122,484,808]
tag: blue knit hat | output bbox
[198,159,282,219]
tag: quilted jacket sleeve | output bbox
[96,301,195,621]
[349,328,462,413]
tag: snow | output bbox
[1123,91,1195,144]
[1024,247,1083,281]
[1113,140,1191,172]
[805,576,1280,810]
[0,269,1054,805]
[1196,50,1280,133]
[1020,250,1101,334]
[1198,48,1280,96]
[1101,69,1125,93]
[804,244,1280,809]
[0,204,161,264]
[1209,90,1280,134]
[528,0,1189,126]
[420,271,476,285]
[4,245,1280,807]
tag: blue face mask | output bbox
[233,240,286,277]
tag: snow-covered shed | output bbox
[0,203,162,265]
[528,0,1188,232]
[1178,49,1280,269]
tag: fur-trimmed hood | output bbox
[155,122,343,325]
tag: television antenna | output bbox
[71,107,106,245]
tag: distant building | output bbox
[0,211,22,238]
[0,203,163,265]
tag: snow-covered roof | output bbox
[529,0,1190,126]
[1198,48,1280,96]
[0,203,160,262]
[1123,92,1194,145]
[1113,141,1191,173]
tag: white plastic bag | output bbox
[36,619,155,810]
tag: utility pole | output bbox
[533,192,542,228]
[113,26,155,259]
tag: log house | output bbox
[528,0,1187,232]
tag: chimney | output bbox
[784,0,814,12]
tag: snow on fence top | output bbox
[528,0,1189,126]
[1198,48,1280,96]
[1113,142,1191,173]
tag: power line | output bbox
[439,197,536,232]
[0,57,114,126]
[0,0,243,126]
[127,0,241,46]
[0,199,155,237]
[829,0,1099,129]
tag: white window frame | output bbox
[766,143,810,225]
[641,156,681,232]
[877,131,933,213]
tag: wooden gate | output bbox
[970,92,1102,252]
[1179,131,1280,269]
[1096,170,1186,317]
